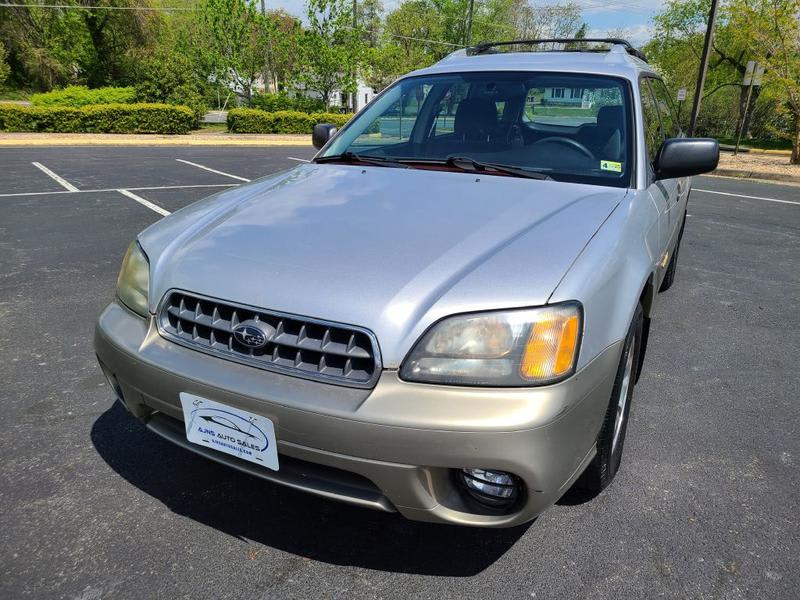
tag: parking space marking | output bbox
[117,189,171,217]
[31,162,79,192]
[694,188,800,206]
[175,159,251,182]
[0,183,237,199]
[287,157,311,163]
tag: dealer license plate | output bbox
[179,392,279,471]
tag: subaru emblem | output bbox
[232,320,274,349]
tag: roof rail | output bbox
[466,38,648,63]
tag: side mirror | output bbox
[654,138,719,180]
[312,123,338,150]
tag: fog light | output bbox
[460,468,520,506]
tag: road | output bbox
[0,146,798,600]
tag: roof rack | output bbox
[466,38,648,63]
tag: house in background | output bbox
[316,80,376,113]
[542,87,593,108]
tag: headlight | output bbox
[116,241,150,317]
[400,303,582,386]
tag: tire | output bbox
[659,214,686,292]
[577,303,643,493]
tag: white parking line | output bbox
[0,183,236,199]
[118,189,171,217]
[31,162,79,192]
[287,157,311,163]
[175,159,251,182]
[694,188,800,206]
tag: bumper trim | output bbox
[145,410,396,513]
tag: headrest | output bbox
[597,105,623,129]
[454,98,497,140]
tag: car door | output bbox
[639,77,672,267]
[650,78,689,250]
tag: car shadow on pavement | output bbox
[91,402,530,576]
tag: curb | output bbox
[0,133,312,147]
[711,168,800,185]
[719,144,792,156]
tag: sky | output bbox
[265,0,664,46]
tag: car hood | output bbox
[141,164,624,367]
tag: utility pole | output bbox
[688,0,719,136]
[465,0,475,46]
[351,0,358,113]
[260,0,269,93]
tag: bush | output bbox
[0,103,195,134]
[132,52,206,124]
[251,92,326,114]
[227,109,352,134]
[30,85,136,107]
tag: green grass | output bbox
[717,136,792,151]
[530,106,596,117]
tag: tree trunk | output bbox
[792,113,800,165]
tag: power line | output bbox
[0,2,194,9]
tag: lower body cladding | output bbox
[95,301,622,528]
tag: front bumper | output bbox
[95,301,621,527]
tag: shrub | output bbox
[251,92,326,114]
[30,85,137,107]
[132,52,206,124]
[0,103,195,134]
[227,109,352,134]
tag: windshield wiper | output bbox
[444,156,552,180]
[315,151,408,168]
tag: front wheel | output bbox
[577,303,643,493]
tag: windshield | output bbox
[320,71,633,187]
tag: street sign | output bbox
[677,88,687,102]
[743,60,756,86]
[752,65,764,87]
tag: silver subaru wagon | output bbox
[95,39,719,527]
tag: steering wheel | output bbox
[533,136,594,160]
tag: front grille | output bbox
[157,291,380,387]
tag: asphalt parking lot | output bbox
[1,145,798,600]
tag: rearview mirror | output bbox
[654,138,719,180]
[312,123,338,150]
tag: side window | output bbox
[639,78,663,165]
[651,79,680,138]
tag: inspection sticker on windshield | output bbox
[600,160,623,172]
[179,393,279,471]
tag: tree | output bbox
[299,0,362,107]
[132,49,206,119]
[262,10,302,92]
[197,0,273,103]
[728,0,800,163]
[0,0,160,90]
[384,0,446,59]
[644,0,751,136]
[0,41,10,87]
